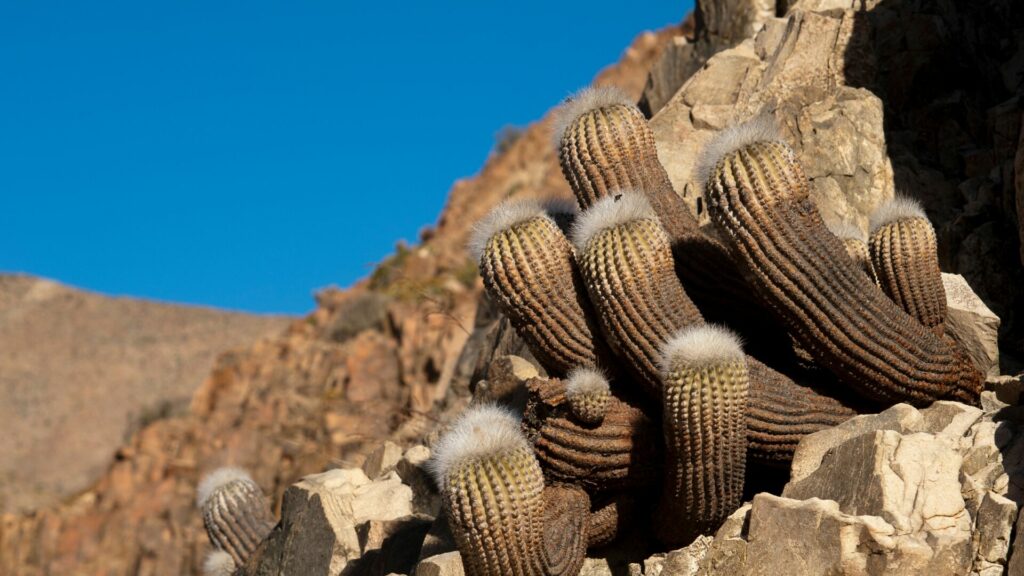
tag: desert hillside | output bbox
[0,274,289,514]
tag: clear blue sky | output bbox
[1,1,691,315]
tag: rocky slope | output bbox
[0,20,687,576]
[0,274,288,514]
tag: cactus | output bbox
[701,120,981,404]
[869,197,947,334]
[564,367,612,425]
[826,220,878,283]
[572,192,705,396]
[552,87,768,336]
[202,550,236,576]
[197,467,275,568]
[655,325,748,546]
[471,199,612,376]
[523,376,662,495]
[429,405,585,576]
[585,495,635,549]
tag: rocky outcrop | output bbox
[698,400,1023,575]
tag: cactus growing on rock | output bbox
[701,120,982,405]
[655,325,748,546]
[868,196,947,334]
[197,467,276,568]
[429,405,587,576]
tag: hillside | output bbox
[0,274,288,514]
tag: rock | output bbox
[789,403,922,483]
[698,0,777,44]
[472,354,538,410]
[327,291,392,343]
[415,551,465,576]
[397,445,441,517]
[640,37,724,117]
[986,375,1023,406]
[345,515,433,576]
[241,468,415,575]
[784,430,971,536]
[647,535,713,576]
[943,273,1001,377]
[362,441,404,480]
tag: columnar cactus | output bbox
[701,120,982,404]
[564,367,612,425]
[869,196,947,334]
[655,325,748,545]
[429,405,586,576]
[571,192,705,395]
[197,467,276,568]
[470,199,611,376]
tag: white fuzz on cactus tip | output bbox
[694,114,783,187]
[427,404,529,487]
[869,196,929,233]
[467,199,552,263]
[660,324,745,374]
[565,367,610,398]
[196,467,254,509]
[570,191,657,252]
[203,550,236,576]
[550,85,635,149]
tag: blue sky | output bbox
[0,1,691,315]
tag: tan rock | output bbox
[362,441,404,480]
[943,273,1001,377]
[415,551,465,576]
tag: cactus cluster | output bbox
[432,86,983,573]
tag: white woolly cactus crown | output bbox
[660,324,745,373]
[570,191,658,252]
[202,550,236,576]
[565,367,610,398]
[467,199,552,262]
[550,85,635,149]
[427,404,529,487]
[825,218,868,242]
[694,114,784,187]
[196,467,254,508]
[869,196,930,233]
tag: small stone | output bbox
[362,441,404,480]
[415,551,465,576]
[943,273,1001,377]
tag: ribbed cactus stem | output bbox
[471,199,611,376]
[572,192,705,396]
[564,367,611,425]
[585,495,635,549]
[431,405,571,576]
[869,197,947,334]
[551,87,757,323]
[655,325,748,546]
[827,220,878,284]
[197,468,275,567]
[702,128,981,405]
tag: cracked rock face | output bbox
[698,401,1024,576]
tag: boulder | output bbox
[943,273,1001,377]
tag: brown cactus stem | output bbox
[476,205,613,376]
[869,201,946,335]
[585,495,636,549]
[704,139,981,405]
[573,199,705,396]
[827,221,878,284]
[540,485,590,576]
[522,377,662,495]
[655,326,748,546]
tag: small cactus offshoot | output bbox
[197,467,275,568]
